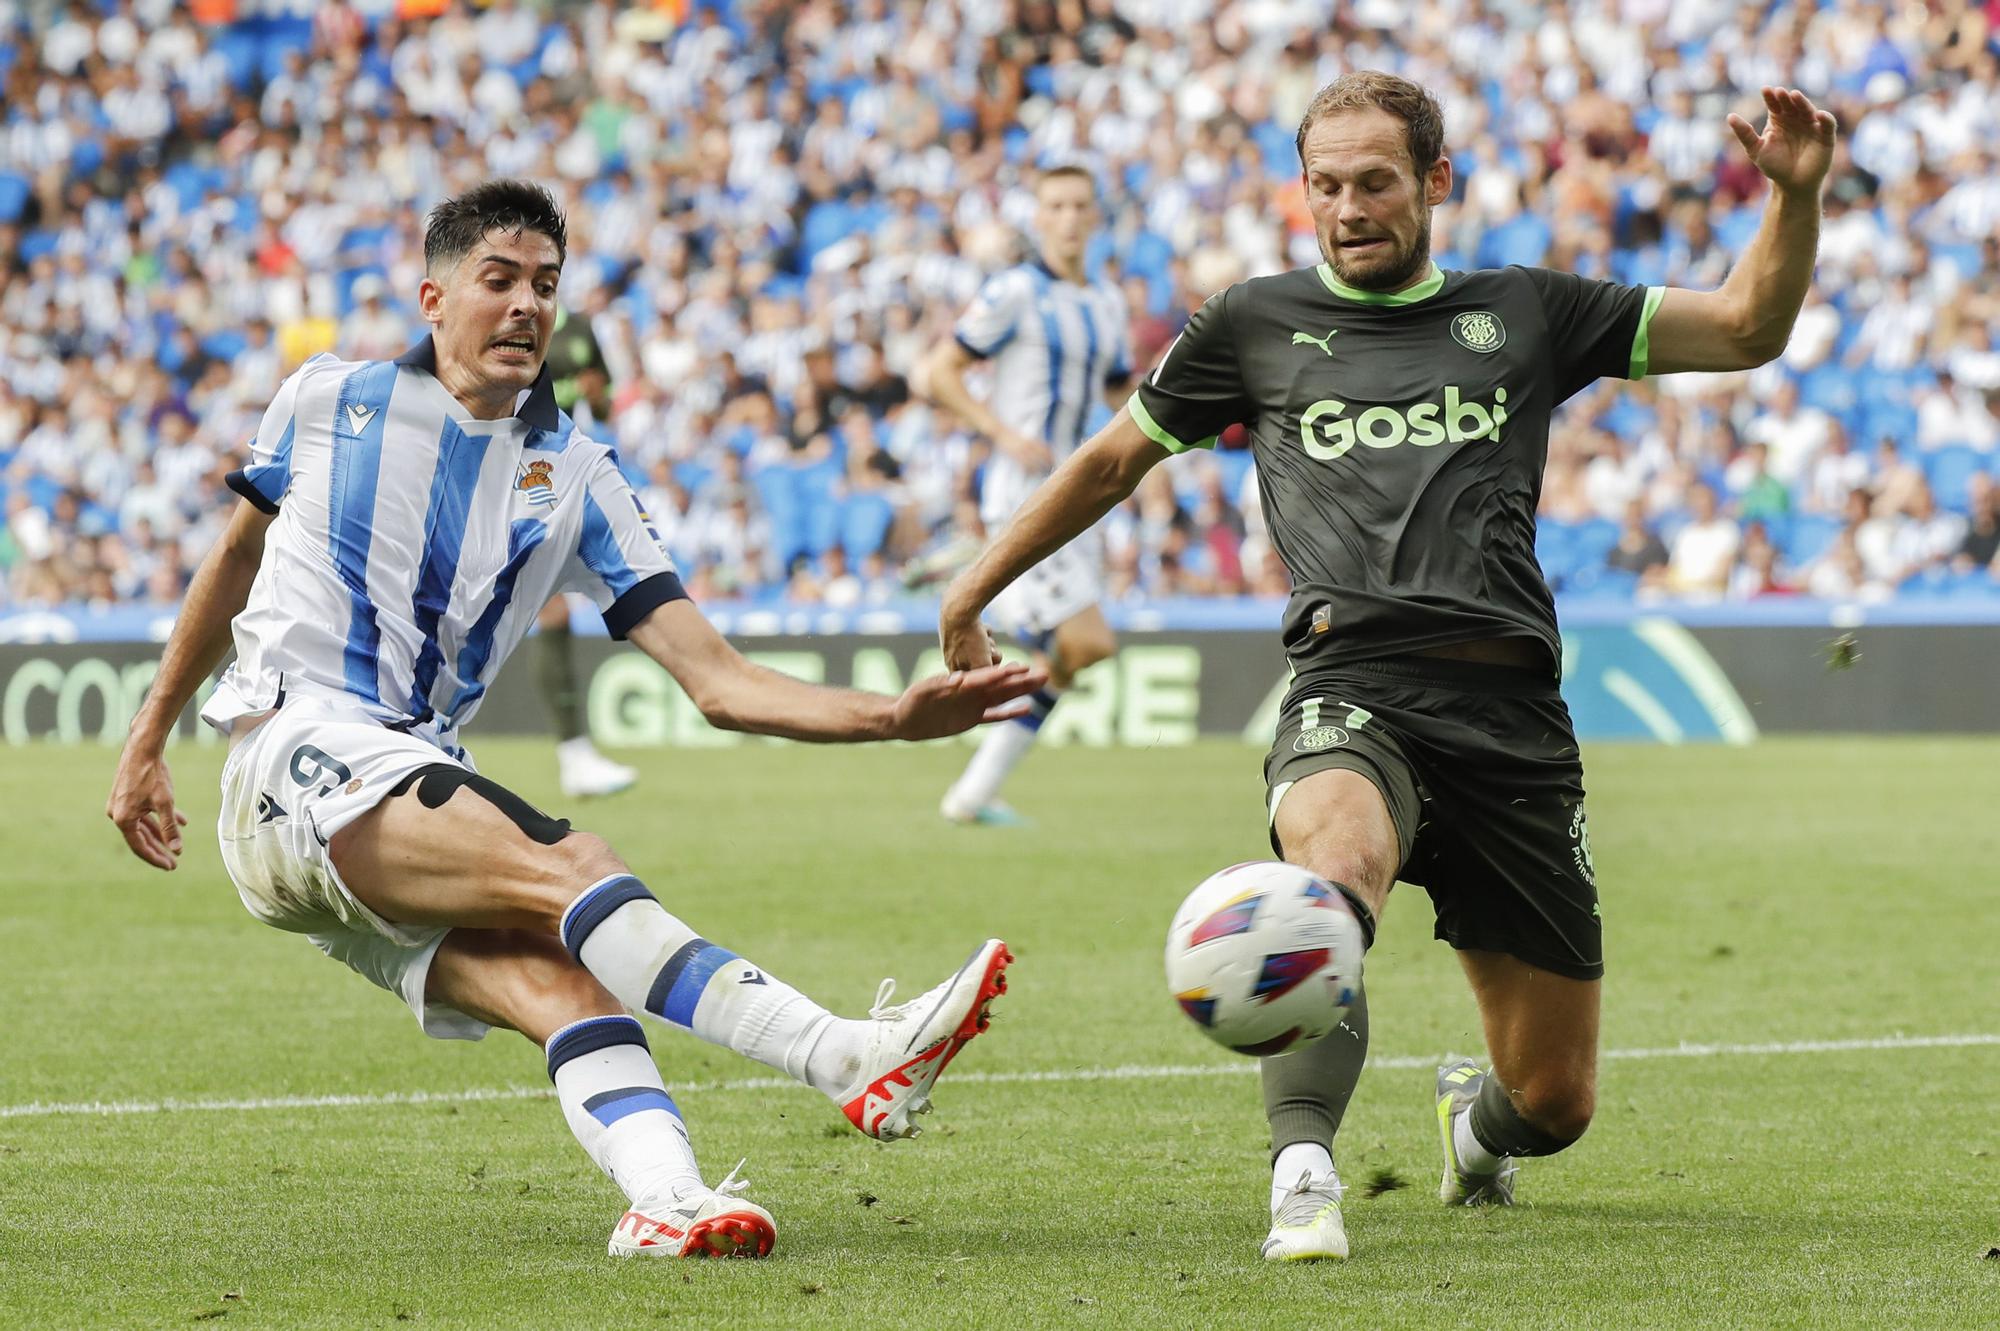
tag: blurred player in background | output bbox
[942,75,1835,1261]
[107,181,1041,1260]
[537,303,637,798]
[916,166,1136,826]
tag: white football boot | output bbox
[608,1161,775,1259]
[938,793,1030,828]
[558,737,638,799]
[832,939,1012,1140]
[1262,1170,1350,1261]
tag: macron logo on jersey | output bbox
[344,403,378,435]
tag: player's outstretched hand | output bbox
[107,745,188,871]
[1728,86,1837,196]
[939,600,1002,673]
[995,427,1055,473]
[891,660,1047,741]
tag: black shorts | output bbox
[1264,654,1602,981]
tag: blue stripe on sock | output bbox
[581,1086,680,1128]
[1017,688,1061,733]
[560,874,653,962]
[544,1014,648,1081]
[645,939,742,1028]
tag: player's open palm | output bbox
[892,661,1047,740]
[1728,86,1836,196]
[107,747,189,871]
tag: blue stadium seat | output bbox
[1475,213,1551,270]
[24,474,62,511]
[1942,570,2000,599]
[1212,446,1256,502]
[1123,229,1174,286]
[1799,364,1857,418]
[1715,205,1762,252]
[1922,445,1989,506]
[799,200,856,267]
[1784,513,1842,563]
[1569,518,1620,565]
[0,172,30,223]
[1535,524,1578,589]
[803,460,845,556]
[1565,564,1638,598]
[840,492,895,560]
[201,329,247,363]
[1253,120,1296,177]
[211,26,261,90]
[257,18,315,83]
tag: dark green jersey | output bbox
[1132,262,1662,672]
[544,308,608,413]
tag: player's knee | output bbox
[553,830,625,883]
[1286,833,1395,915]
[1513,1073,1595,1145]
[530,832,629,933]
[1069,631,1116,671]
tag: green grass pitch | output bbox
[2,736,1996,1329]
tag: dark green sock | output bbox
[1261,985,1369,1158]
[535,623,586,741]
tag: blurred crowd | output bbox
[2,0,1998,613]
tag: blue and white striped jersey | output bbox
[953,259,1131,524]
[201,337,685,749]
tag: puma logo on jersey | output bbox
[1298,386,1511,462]
[1291,328,1339,356]
[344,403,378,434]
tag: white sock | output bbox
[546,1015,701,1205]
[946,689,1058,811]
[556,736,600,763]
[559,874,852,1092]
[1272,1141,1337,1213]
[1454,1105,1505,1174]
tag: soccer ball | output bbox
[1164,861,1365,1057]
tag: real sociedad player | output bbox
[107,181,1043,1260]
[915,165,1137,826]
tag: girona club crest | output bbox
[1450,310,1506,353]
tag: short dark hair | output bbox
[1036,163,1099,196]
[423,179,567,274]
[1295,71,1446,175]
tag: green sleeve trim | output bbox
[1128,392,1214,454]
[1629,285,1666,380]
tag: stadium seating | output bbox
[0,2,1994,612]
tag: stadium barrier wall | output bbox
[5,613,1998,745]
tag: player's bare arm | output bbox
[939,407,1168,670]
[1646,87,1837,374]
[626,599,1045,741]
[106,500,274,870]
[914,337,1054,471]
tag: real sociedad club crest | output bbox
[516,459,558,507]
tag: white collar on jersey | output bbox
[394,335,561,431]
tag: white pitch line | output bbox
[2,1032,1993,1123]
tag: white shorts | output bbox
[987,531,1104,646]
[217,695,489,1041]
